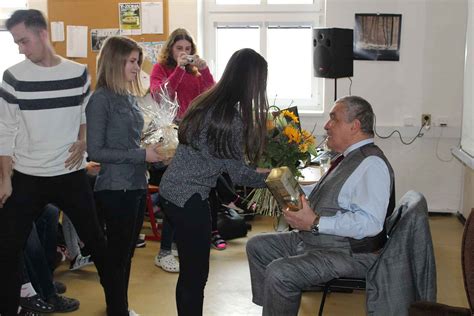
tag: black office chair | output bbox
[317,277,366,315]
[318,212,402,316]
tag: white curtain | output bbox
[461,0,474,158]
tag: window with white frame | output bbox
[203,0,324,112]
[0,0,27,82]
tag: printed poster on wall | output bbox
[141,1,164,34]
[91,28,120,52]
[50,21,65,42]
[66,25,88,58]
[138,41,164,65]
[118,3,141,35]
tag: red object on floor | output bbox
[145,185,161,241]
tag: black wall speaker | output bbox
[313,28,353,78]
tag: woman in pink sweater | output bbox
[150,28,215,120]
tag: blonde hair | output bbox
[96,36,144,96]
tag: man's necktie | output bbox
[325,154,344,175]
[317,154,344,185]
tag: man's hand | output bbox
[65,139,86,170]
[282,194,318,231]
[0,176,12,208]
[0,156,13,208]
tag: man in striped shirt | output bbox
[0,9,110,315]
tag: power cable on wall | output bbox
[373,114,427,145]
[346,81,425,145]
[374,115,456,162]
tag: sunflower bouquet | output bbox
[248,106,317,217]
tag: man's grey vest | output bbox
[302,143,395,253]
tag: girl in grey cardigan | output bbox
[159,48,271,316]
[86,36,163,316]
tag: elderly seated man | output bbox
[246,95,395,316]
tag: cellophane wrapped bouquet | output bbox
[139,85,179,159]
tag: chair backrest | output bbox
[366,190,436,316]
[462,210,474,312]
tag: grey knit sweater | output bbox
[159,109,267,207]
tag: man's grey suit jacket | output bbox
[366,190,437,316]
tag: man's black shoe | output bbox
[53,281,67,294]
[46,295,79,313]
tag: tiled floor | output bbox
[52,214,469,315]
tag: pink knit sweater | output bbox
[150,64,215,119]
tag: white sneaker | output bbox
[69,254,93,271]
[154,254,179,273]
[129,309,140,316]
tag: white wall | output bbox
[324,0,466,130]
[170,0,470,212]
[460,0,474,219]
[169,0,199,41]
[28,0,47,15]
[316,0,467,212]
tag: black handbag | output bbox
[216,208,251,240]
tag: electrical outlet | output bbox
[438,117,448,127]
[421,114,431,127]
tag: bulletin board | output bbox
[47,0,169,88]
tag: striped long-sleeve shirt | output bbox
[0,57,91,176]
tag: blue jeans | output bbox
[153,193,175,251]
[23,204,59,300]
[34,204,60,271]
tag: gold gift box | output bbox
[265,166,304,212]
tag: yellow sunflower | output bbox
[282,110,299,123]
[283,125,301,143]
[301,129,315,144]
[299,143,309,153]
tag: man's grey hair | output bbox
[336,95,375,136]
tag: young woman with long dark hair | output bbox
[159,48,271,316]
